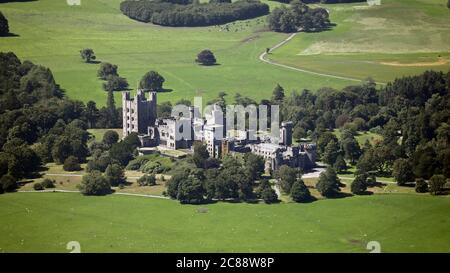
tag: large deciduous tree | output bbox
[80,48,96,63]
[275,165,297,193]
[196,49,217,66]
[139,71,165,92]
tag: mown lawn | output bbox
[0,192,449,253]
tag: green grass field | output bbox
[0,192,449,252]
[270,0,450,83]
[0,0,355,107]
[3,0,448,107]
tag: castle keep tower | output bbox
[122,89,157,137]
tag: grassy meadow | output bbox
[0,0,354,107]
[2,0,449,107]
[0,192,449,253]
[270,0,450,83]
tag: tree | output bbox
[293,125,306,141]
[322,140,341,165]
[104,164,126,187]
[317,132,338,156]
[316,167,342,198]
[0,11,9,36]
[51,136,72,164]
[290,179,312,202]
[102,75,129,92]
[103,130,119,146]
[275,165,297,193]
[392,158,415,186]
[86,152,111,173]
[415,178,428,193]
[271,84,285,104]
[137,174,156,186]
[167,172,185,199]
[196,49,217,66]
[193,143,210,168]
[102,90,120,128]
[78,171,111,196]
[244,153,265,181]
[429,175,446,195]
[261,186,278,204]
[333,154,347,173]
[80,48,96,63]
[350,174,368,195]
[341,136,361,164]
[448,0,450,9]
[97,63,118,80]
[63,156,81,171]
[85,101,100,128]
[139,71,165,91]
[0,175,17,192]
[176,176,205,204]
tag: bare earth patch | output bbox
[379,57,450,67]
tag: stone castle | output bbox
[122,89,316,172]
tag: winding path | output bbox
[259,33,386,85]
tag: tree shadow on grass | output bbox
[0,33,20,38]
[325,192,354,199]
[86,60,101,64]
[198,63,221,67]
[157,88,173,93]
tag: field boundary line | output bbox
[259,33,386,85]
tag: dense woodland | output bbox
[267,1,330,33]
[0,52,122,192]
[120,0,269,27]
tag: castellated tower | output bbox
[122,89,157,138]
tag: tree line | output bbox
[120,0,269,27]
[271,0,365,3]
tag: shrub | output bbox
[0,175,17,192]
[63,156,82,172]
[78,171,111,196]
[415,178,428,193]
[105,164,126,187]
[350,174,368,195]
[137,174,157,186]
[41,178,55,189]
[33,183,44,191]
[141,161,162,174]
[429,175,446,195]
